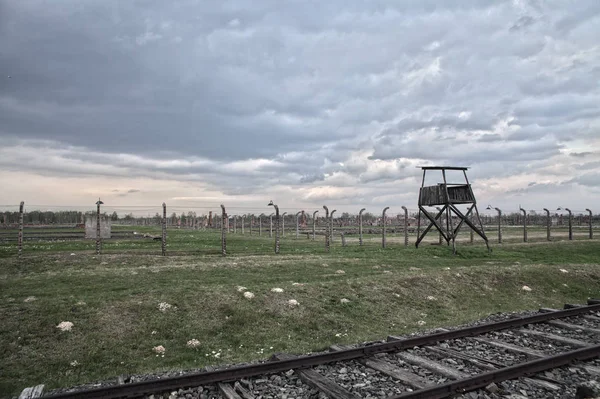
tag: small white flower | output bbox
[417,320,426,326]
[521,285,532,292]
[394,293,401,298]
[158,302,174,312]
[186,339,201,348]
[271,288,284,293]
[153,345,166,354]
[243,291,255,299]
[559,269,568,273]
[237,286,247,292]
[340,298,351,304]
[151,330,157,335]
[426,296,437,301]
[70,360,79,367]
[24,296,37,302]
[563,283,568,287]
[335,270,345,274]
[288,299,299,307]
[57,321,74,331]
[335,333,342,337]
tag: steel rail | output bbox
[42,303,600,399]
[391,344,600,399]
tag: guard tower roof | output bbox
[417,166,469,171]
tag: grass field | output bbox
[1,229,599,397]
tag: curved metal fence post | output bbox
[359,208,366,246]
[323,206,330,252]
[566,208,573,240]
[382,207,390,248]
[312,210,318,241]
[18,201,24,257]
[586,209,593,239]
[401,206,408,246]
[162,203,167,256]
[543,208,551,241]
[220,205,227,256]
[269,213,273,238]
[268,202,280,254]
[95,198,103,255]
[519,207,527,242]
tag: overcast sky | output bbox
[1,0,599,216]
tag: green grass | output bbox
[0,231,599,397]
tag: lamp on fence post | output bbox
[519,207,527,242]
[323,206,330,252]
[269,213,274,238]
[220,204,227,256]
[295,211,302,239]
[268,201,280,254]
[312,210,318,241]
[95,198,103,255]
[401,206,408,246]
[382,207,389,248]
[586,209,593,239]
[330,210,337,243]
[557,207,573,240]
[358,208,366,246]
[486,205,502,244]
[543,208,551,241]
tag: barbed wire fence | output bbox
[0,202,597,257]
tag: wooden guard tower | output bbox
[415,166,489,253]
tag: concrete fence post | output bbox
[519,207,527,242]
[341,232,346,247]
[382,207,390,248]
[359,208,366,246]
[282,212,287,237]
[95,198,103,255]
[295,211,302,239]
[566,208,573,240]
[401,206,408,246]
[233,215,237,234]
[586,209,593,239]
[250,215,254,236]
[162,203,167,256]
[323,206,330,252]
[312,210,318,240]
[220,205,227,256]
[543,208,551,241]
[241,215,245,235]
[268,201,280,254]
[269,213,273,238]
[18,201,24,257]
[330,210,337,243]
[258,215,261,236]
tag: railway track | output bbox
[32,300,600,399]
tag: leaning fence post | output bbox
[543,208,551,241]
[358,208,366,246]
[382,207,389,248]
[220,205,227,256]
[95,198,103,255]
[162,203,167,256]
[330,210,337,243]
[323,206,330,252]
[401,206,408,246]
[312,210,318,240]
[586,209,593,239]
[18,201,24,257]
[519,207,527,242]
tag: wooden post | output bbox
[208,211,213,228]
[566,208,573,240]
[95,198,103,255]
[401,206,408,246]
[162,203,167,256]
[543,208,551,241]
[470,226,474,243]
[519,207,527,242]
[18,201,24,257]
[312,210,318,240]
[323,206,330,252]
[220,205,227,256]
[359,208,365,246]
[436,206,443,244]
[586,209,593,239]
[330,210,336,243]
[382,207,389,248]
